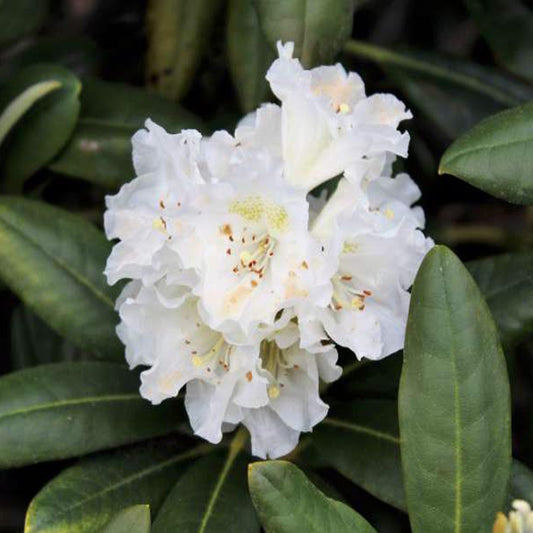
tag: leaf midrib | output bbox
[442,135,533,170]
[196,448,240,533]
[344,40,521,107]
[439,253,462,533]
[0,393,140,422]
[0,208,115,310]
[25,445,212,531]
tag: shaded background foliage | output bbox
[1,0,533,532]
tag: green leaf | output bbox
[100,505,151,533]
[25,439,211,533]
[312,399,405,511]
[439,101,533,204]
[399,246,511,533]
[509,461,533,504]
[467,253,533,347]
[465,0,533,82]
[0,0,49,48]
[343,40,533,139]
[0,80,61,146]
[49,78,203,189]
[254,0,356,67]
[227,0,274,113]
[11,305,86,369]
[152,431,258,533]
[145,0,225,101]
[0,362,184,467]
[0,197,121,357]
[248,460,377,533]
[0,64,81,191]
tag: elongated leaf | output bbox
[343,40,533,139]
[49,78,203,189]
[0,64,81,191]
[101,505,151,533]
[313,399,405,511]
[439,101,533,204]
[0,80,60,146]
[249,461,376,533]
[227,0,274,112]
[0,0,49,47]
[153,431,258,533]
[0,197,121,357]
[11,305,86,369]
[25,439,211,533]
[399,246,511,533]
[254,0,356,67]
[0,362,183,467]
[467,253,533,347]
[146,0,224,101]
[465,0,533,82]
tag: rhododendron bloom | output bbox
[104,41,432,458]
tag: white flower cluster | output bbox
[104,42,433,458]
[494,500,533,533]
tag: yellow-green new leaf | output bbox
[439,102,533,204]
[100,505,151,533]
[0,80,60,146]
[399,246,511,533]
[0,64,81,191]
[0,197,121,358]
[248,461,377,533]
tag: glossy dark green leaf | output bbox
[0,197,121,357]
[227,0,274,112]
[0,64,81,191]
[145,0,224,101]
[11,305,86,369]
[248,460,377,533]
[313,399,405,511]
[509,461,533,504]
[49,78,203,189]
[344,40,533,139]
[25,439,211,533]
[439,101,533,204]
[153,432,258,533]
[467,252,533,347]
[0,362,183,467]
[399,245,511,533]
[465,0,533,82]
[254,0,356,67]
[100,505,151,533]
[0,0,49,47]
